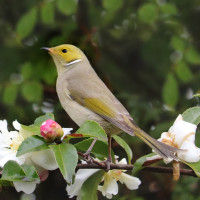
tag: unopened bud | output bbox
[40,119,64,142]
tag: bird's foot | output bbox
[83,152,93,164]
[101,158,112,172]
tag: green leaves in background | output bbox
[102,0,123,12]
[160,3,177,15]
[3,84,18,106]
[112,135,132,164]
[81,170,105,200]
[138,3,158,23]
[17,135,49,157]
[171,36,185,51]
[16,7,37,39]
[182,107,200,125]
[2,161,39,182]
[50,143,78,183]
[21,81,43,103]
[56,0,78,15]
[162,73,179,107]
[185,47,200,65]
[175,61,193,83]
[20,62,33,80]
[76,121,107,141]
[41,1,55,24]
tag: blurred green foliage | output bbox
[1,0,200,199]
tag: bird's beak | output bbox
[41,47,50,51]
[41,47,54,54]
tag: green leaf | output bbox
[175,61,193,83]
[160,3,177,15]
[56,0,78,15]
[102,0,123,12]
[3,84,18,106]
[50,143,78,183]
[2,161,39,182]
[185,47,200,65]
[112,135,132,164]
[20,62,33,80]
[171,36,185,51]
[21,165,39,182]
[81,170,105,200]
[76,121,107,141]
[132,153,157,175]
[75,138,114,161]
[16,7,37,39]
[41,1,55,24]
[182,160,200,177]
[2,161,26,181]
[34,113,54,126]
[162,73,179,107]
[21,81,43,102]
[138,3,158,23]
[21,124,40,136]
[17,135,49,157]
[182,107,200,125]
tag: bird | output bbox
[41,44,180,167]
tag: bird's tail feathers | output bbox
[132,124,183,161]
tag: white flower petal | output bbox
[0,149,26,168]
[61,128,73,140]
[178,142,200,162]
[98,186,113,199]
[169,116,197,146]
[118,158,127,165]
[119,173,141,190]
[146,155,162,161]
[98,172,118,197]
[31,149,58,170]
[13,120,21,131]
[13,181,37,194]
[157,114,200,163]
[66,169,99,198]
[0,120,8,132]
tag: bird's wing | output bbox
[67,71,135,136]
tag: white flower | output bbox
[66,168,99,199]
[98,158,141,199]
[0,120,27,167]
[0,119,60,194]
[158,114,200,162]
[13,181,39,194]
[66,158,141,199]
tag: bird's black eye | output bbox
[62,49,68,53]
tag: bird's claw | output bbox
[101,158,112,171]
[83,153,93,164]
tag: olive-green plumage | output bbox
[43,44,180,160]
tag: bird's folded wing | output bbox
[69,89,134,136]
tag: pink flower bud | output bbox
[40,119,64,142]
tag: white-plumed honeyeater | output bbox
[42,44,180,166]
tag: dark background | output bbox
[1,0,200,199]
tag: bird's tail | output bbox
[131,123,182,161]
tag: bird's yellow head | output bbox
[42,44,85,74]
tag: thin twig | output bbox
[76,163,197,177]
